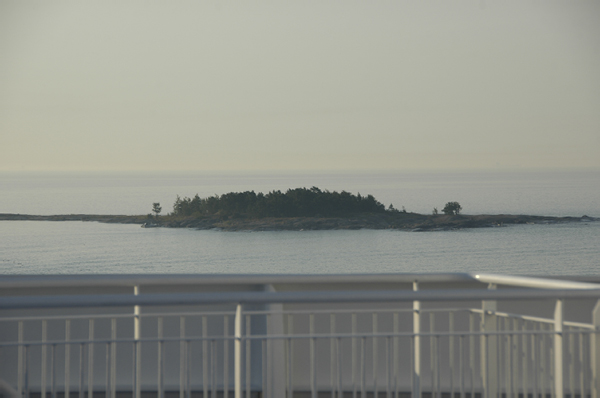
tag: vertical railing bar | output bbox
[588,330,598,397]
[413,281,421,398]
[555,300,564,398]
[570,327,575,398]
[65,320,71,398]
[459,334,465,398]
[469,313,475,398]
[234,304,242,398]
[262,340,267,398]
[105,342,109,398]
[373,312,379,398]
[203,316,208,398]
[132,340,136,398]
[110,318,116,398]
[500,318,512,398]
[499,317,504,397]
[212,339,217,398]
[430,313,436,398]
[266,312,272,398]
[579,330,585,398]
[51,344,56,398]
[497,317,502,396]
[522,319,528,398]
[286,314,294,398]
[450,312,455,398]
[386,336,391,398]
[245,315,251,398]
[186,341,191,398]
[180,316,186,398]
[410,335,414,398]
[210,339,216,398]
[42,320,48,398]
[542,324,548,398]
[18,321,24,397]
[485,330,490,398]
[513,319,519,398]
[285,316,289,398]
[507,324,512,398]
[158,317,164,398]
[330,314,336,398]
[224,315,229,398]
[352,313,357,398]
[88,319,94,398]
[393,312,399,398]
[533,323,539,398]
[547,324,551,398]
[287,338,293,398]
[310,313,316,398]
[500,318,505,397]
[133,286,141,398]
[24,345,29,398]
[551,323,556,398]
[508,319,513,398]
[482,284,498,398]
[79,343,84,398]
[337,337,343,398]
[436,335,441,398]
[512,328,517,398]
[588,329,598,397]
[360,337,366,398]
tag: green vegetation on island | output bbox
[171,187,387,219]
[0,187,595,231]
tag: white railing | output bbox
[1,273,600,398]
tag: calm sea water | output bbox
[1,170,599,275]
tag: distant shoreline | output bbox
[0,213,596,232]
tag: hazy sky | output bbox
[1,0,599,172]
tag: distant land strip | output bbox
[0,213,596,232]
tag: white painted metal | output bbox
[473,273,600,290]
[555,299,564,398]
[3,273,600,398]
[481,284,498,398]
[133,285,141,398]
[413,280,421,398]
[234,304,242,398]
[592,300,600,398]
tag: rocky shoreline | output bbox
[0,213,596,232]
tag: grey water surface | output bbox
[1,170,598,275]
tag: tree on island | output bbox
[442,202,462,215]
[171,187,387,219]
[152,203,162,217]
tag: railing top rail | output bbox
[2,273,599,290]
[473,273,600,290]
[3,287,600,310]
[0,273,476,288]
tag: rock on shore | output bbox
[0,213,595,231]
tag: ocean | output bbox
[1,169,599,276]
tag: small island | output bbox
[0,187,596,231]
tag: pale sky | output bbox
[1,0,599,172]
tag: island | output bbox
[1,187,596,231]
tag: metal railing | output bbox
[1,273,600,398]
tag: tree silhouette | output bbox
[152,202,162,217]
[442,202,462,215]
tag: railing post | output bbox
[264,284,285,398]
[133,285,141,398]
[481,283,498,398]
[554,299,564,398]
[413,280,421,398]
[235,304,243,398]
[592,300,600,398]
